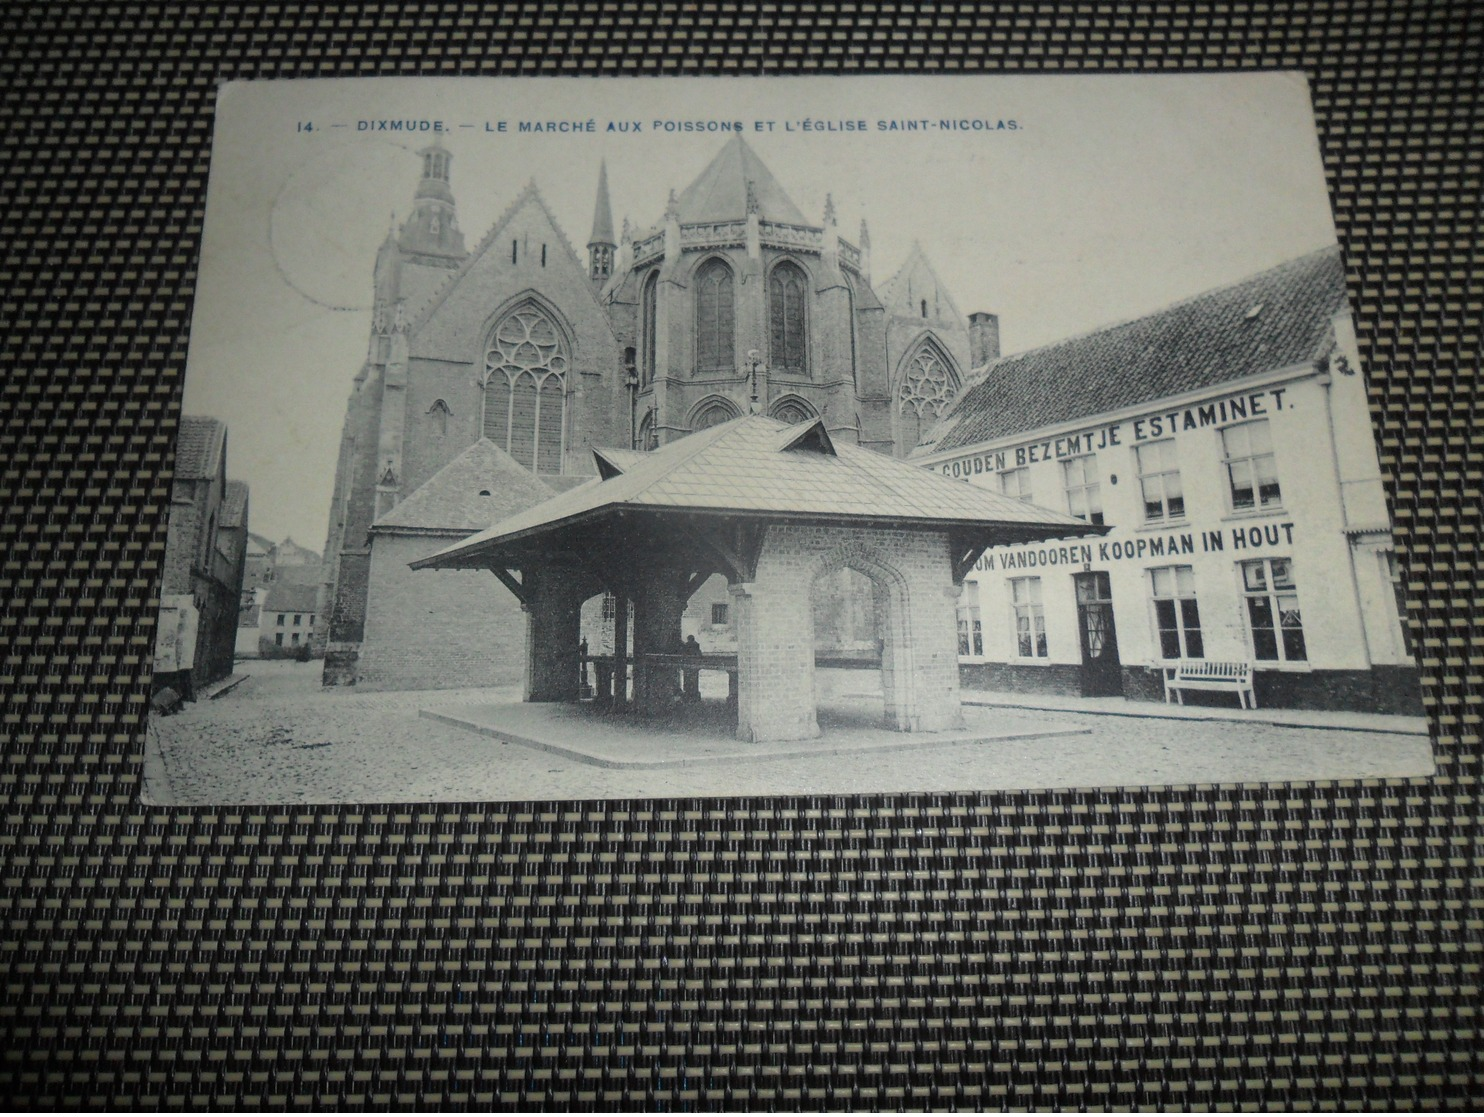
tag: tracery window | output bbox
[692,400,739,430]
[768,261,808,374]
[482,304,567,474]
[771,398,814,426]
[695,259,734,372]
[897,341,960,453]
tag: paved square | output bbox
[143,660,1434,806]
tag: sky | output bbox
[182,74,1341,548]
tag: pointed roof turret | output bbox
[588,160,616,248]
[673,135,809,226]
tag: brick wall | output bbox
[160,482,204,598]
[355,533,529,692]
[732,524,964,742]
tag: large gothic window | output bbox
[483,304,568,474]
[694,259,734,372]
[640,272,659,387]
[897,341,960,454]
[769,261,808,375]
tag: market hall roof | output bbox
[915,245,1349,456]
[412,415,1101,572]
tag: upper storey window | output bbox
[1222,419,1282,513]
[768,261,808,375]
[482,304,568,474]
[695,259,735,373]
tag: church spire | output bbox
[397,138,466,261]
[587,159,616,283]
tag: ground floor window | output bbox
[1009,577,1047,658]
[711,602,729,626]
[291,632,301,646]
[1149,564,1204,660]
[1240,557,1306,662]
[956,604,984,656]
[275,633,283,646]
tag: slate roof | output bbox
[414,415,1098,570]
[220,480,249,529]
[173,415,226,480]
[262,583,319,614]
[916,246,1348,456]
[673,135,810,226]
[373,438,555,534]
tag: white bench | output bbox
[1163,660,1257,709]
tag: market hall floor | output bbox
[143,660,1435,806]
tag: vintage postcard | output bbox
[142,74,1433,805]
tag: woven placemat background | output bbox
[1,2,1479,1109]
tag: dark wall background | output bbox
[1,2,1479,1109]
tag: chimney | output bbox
[968,311,1000,367]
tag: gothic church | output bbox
[318,135,1000,688]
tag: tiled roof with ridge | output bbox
[373,438,555,534]
[173,415,226,480]
[414,415,1097,569]
[672,135,810,226]
[916,246,1348,456]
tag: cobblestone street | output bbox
[144,659,1435,806]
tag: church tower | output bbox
[318,140,470,684]
[587,160,616,288]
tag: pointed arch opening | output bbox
[694,257,735,373]
[808,542,914,733]
[896,336,961,455]
[482,301,569,474]
[769,394,817,426]
[689,396,742,432]
[640,270,659,387]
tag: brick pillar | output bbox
[523,566,584,703]
[633,569,687,715]
[874,578,910,731]
[903,580,966,732]
[731,580,820,743]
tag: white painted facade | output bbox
[916,309,1418,712]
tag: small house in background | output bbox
[154,416,249,699]
[236,533,323,659]
[258,583,320,659]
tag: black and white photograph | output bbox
[143,73,1434,806]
